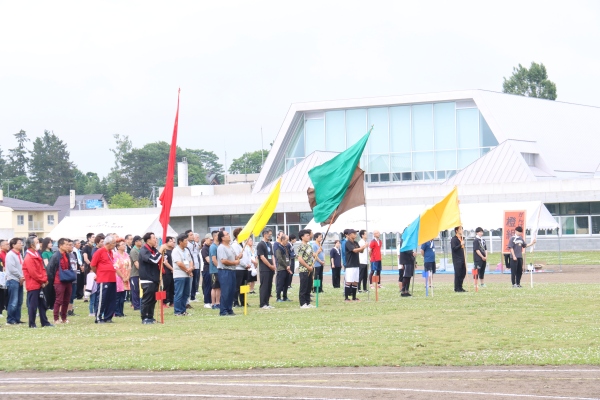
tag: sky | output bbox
[1,0,599,178]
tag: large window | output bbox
[17,215,24,225]
[411,104,434,151]
[368,108,389,153]
[325,111,345,152]
[346,109,367,147]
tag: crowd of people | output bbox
[0,224,536,327]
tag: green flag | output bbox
[308,130,371,223]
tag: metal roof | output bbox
[0,197,59,212]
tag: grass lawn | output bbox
[2,278,599,371]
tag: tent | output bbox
[49,214,177,240]
[304,201,558,234]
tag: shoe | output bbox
[16,321,25,324]
[62,319,70,324]
[344,299,352,302]
[227,312,236,316]
[186,304,193,309]
[268,305,275,309]
[288,286,292,289]
[378,285,382,289]
[358,290,363,293]
[174,313,184,316]
[306,304,314,308]
[191,299,198,302]
[459,289,468,292]
[480,284,486,288]
[142,319,155,324]
[88,313,95,317]
[204,304,212,309]
[353,298,360,301]
[301,304,310,309]
[261,305,270,310]
[42,324,54,327]
[517,285,523,288]
[211,304,217,309]
[163,304,170,308]
[67,310,76,317]
[370,286,374,290]
[276,299,284,302]
[283,298,292,302]
[249,291,256,294]
[83,299,89,303]
[54,320,62,324]
[401,292,410,297]
[29,325,37,328]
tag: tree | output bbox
[108,192,152,209]
[503,62,557,100]
[185,149,224,183]
[5,129,31,199]
[0,146,6,182]
[105,134,132,198]
[28,130,76,204]
[228,149,269,174]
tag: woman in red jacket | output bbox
[22,236,53,328]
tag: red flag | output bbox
[158,89,180,243]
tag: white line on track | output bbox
[0,381,597,400]
[0,393,352,400]
[1,368,599,381]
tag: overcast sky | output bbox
[1,1,599,178]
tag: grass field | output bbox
[2,274,599,371]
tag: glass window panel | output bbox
[325,111,345,152]
[390,106,411,152]
[414,172,424,181]
[434,102,456,150]
[401,172,412,181]
[413,152,434,171]
[590,202,600,214]
[285,159,295,171]
[435,150,457,170]
[346,109,367,148]
[370,174,380,183]
[368,107,389,153]
[436,171,446,180]
[424,171,435,180]
[592,216,600,234]
[392,173,402,182]
[481,147,491,157]
[287,119,305,158]
[380,173,390,182]
[561,216,575,235]
[576,216,589,234]
[447,170,456,178]
[411,104,433,151]
[369,154,390,173]
[390,153,411,172]
[458,149,479,169]
[299,212,313,224]
[480,113,498,147]
[559,202,590,215]
[545,203,559,215]
[457,108,479,149]
[305,118,324,155]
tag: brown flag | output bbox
[307,166,365,226]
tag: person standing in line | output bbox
[74,240,85,300]
[124,234,133,254]
[81,233,95,303]
[185,230,200,303]
[128,236,142,311]
[22,236,53,328]
[50,238,74,324]
[508,226,536,288]
[286,234,297,289]
[172,233,193,316]
[0,239,8,318]
[201,233,213,309]
[340,230,348,269]
[420,239,436,288]
[138,232,167,324]
[275,234,292,302]
[244,237,259,294]
[344,229,367,302]
[5,238,25,324]
[358,230,369,293]
[163,236,175,308]
[85,269,98,317]
[296,230,314,308]
[209,230,221,310]
[92,234,105,257]
[113,239,131,317]
[311,233,325,294]
[217,230,241,316]
[399,244,416,297]
[329,240,342,289]
[257,229,276,310]
[369,230,382,289]
[90,235,118,324]
[66,239,80,317]
[231,228,249,308]
[473,227,488,288]
[451,226,467,293]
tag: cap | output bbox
[204,233,212,239]
[347,229,357,234]
[133,235,142,243]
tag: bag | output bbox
[59,267,77,283]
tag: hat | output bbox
[133,235,143,243]
[204,233,212,239]
[343,229,349,235]
[346,229,357,234]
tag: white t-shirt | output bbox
[358,239,368,264]
[172,246,192,279]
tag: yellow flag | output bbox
[237,179,282,243]
[418,187,461,244]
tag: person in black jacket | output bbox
[329,240,342,288]
[45,250,63,310]
[473,227,488,288]
[399,245,415,297]
[451,226,467,292]
[138,232,167,324]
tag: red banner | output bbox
[502,210,526,253]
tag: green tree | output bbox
[228,149,269,174]
[28,130,76,204]
[503,62,557,100]
[0,146,7,181]
[105,134,132,198]
[5,129,31,199]
[108,192,152,209]
[185,149,224,183]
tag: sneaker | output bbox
[378,285,383,289]
[186,304,193,309]
[517,285,523,288]
[211,304,218,309]
[370,286,374,290]
[513,284,518,288]
[300,304,310,309]
[83,299,89,303]
[62,319,70,324]
[261,305,270,310]
[42,324,54,327]
[276,299,284,302]
[54,320,62,324]
[283,298,292,302]
[67,310,76,317]
[249,291,256,294]
[88,313,95,317]
[306,304,314,308]
[358,290,363,293]
[344,299,352,302]
[480,284,486,288]
[401,292,410,297]
[353,298,360,301]
[268,305,275,309]
[204,304,212,309]
[190,299,199,302]
[174,313,184,317]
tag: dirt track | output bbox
[0,366,599,399]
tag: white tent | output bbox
[304,201,558,234]
[49,214,178,240]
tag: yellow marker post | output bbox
[240,284,250,315]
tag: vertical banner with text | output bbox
[502,210,526,253]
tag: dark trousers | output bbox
[511,258,524,285]
[359,264,368,290]
[453,260,466,291]
[369,269,381,285]
[53,282,72,322]
[276,270,289,300]
[76,272,85,299]
[299,272,311,306]
[191,269,200,300]
[504,253,511,269]
[259,269,274,307]
[312,266,324,293]
[202,270,212,304]
[96,282,117,322]
[115,291,126,316]
[140,282,158,321]
[162,272,174,305]
[27,289,50,327]
[286,260,295,288]
[476,261,487,280]
[234,269,248,306]
[218,269,236,316]
[331,266,341,288]
[0,287,6,313]
[129,276,140,310]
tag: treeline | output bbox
[0,130,224,206]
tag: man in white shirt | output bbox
[172,233,193,316]
[358,230,369,293]
[185,230,200,303]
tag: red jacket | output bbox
[23,250,48,291]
